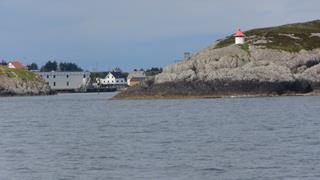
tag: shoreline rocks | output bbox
[0,75,52,97]
[114,44,320,100]
[113,79,313,100]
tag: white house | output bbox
[36,71,91,91]
[234,29,245,45]
[98,72,127,85]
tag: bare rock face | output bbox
[155,45,320,90]
[114,45,320,99]
[119,44,318,98]
[0,76,51,96]
[297,64,320,89]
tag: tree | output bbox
[145,67,163,76]
[40,61,58,72]
[59,62,83,72]
[0,60,7,66]
[112,67,122,72]
[40,61,83,72]
[27,63,38,70]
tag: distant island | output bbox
[114,20,320,99]
[0,59,163,96]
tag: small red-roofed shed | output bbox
[8,61,26,69]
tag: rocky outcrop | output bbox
[114,45,320,99]
[114,20,320,99]
[0,72,51,96]
[156,45,320,84]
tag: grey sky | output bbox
[0,0,319,71]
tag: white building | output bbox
[234,29,245,45]
[98,72,127,85]
[36,71,91,91]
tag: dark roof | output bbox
[110,72,126,79]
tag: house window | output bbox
[66,75,69,78]
[53,75,56,78]
[47,75,49,78]
[53,82,56,86]
[83,74,86,78]
[116,80,119,83]
[67,82,69,86]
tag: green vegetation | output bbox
[59,62,83,72]
[0,65,37,80]
[40,61,58,72]
[145,67,163,76]
[215,20,320,52]
[1,60,7,66]
[40,61,83,72]
[215,36,234,49]
[240,43,250,54]
[27,63,39,70]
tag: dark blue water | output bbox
[1,93,320,180]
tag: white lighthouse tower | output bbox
[234,29,245,45]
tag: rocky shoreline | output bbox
[113,93,320,100]
[112,79,318,100]
[0,67,52,97]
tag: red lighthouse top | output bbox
[234,29,245,37]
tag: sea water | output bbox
[1,93,320,179]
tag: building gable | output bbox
[110,72,126,79]
[8,61,25,69]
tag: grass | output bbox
[0,65,37,80]
[240,43,250,54]
[215,20,320,52]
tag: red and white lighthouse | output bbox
[234,29,245,45]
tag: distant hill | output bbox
[114,20,320,99]
[215,20,320,52]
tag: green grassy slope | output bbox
[0,66,37,80]
[215,20,320,52]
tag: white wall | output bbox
[7,63,15,69]
[235,37,245,44]
[36,72,90,90]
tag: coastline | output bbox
[112,79,318,100]
[0,91,56,97]
[112,91,320,100]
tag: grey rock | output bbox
[0,75,51,96]
[155,44,320,91]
